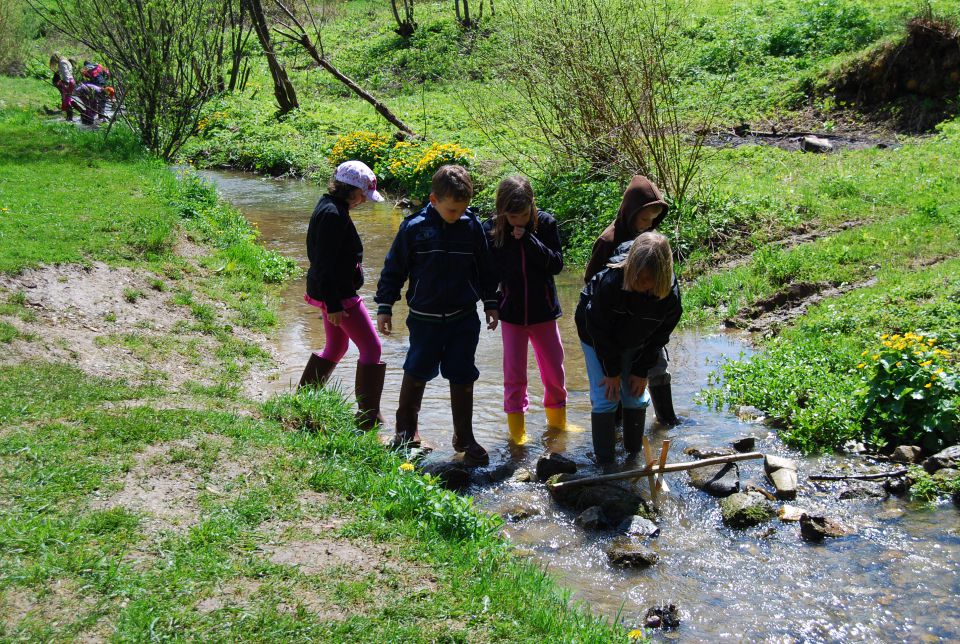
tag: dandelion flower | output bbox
[872,354,879,360]
[925,383,932,389]
[628,629,644,640]
[399,463,415,472]
[857,363,866,369]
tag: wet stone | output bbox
[731,436,756,452]
[618,515,661,538]
[884,476,909,496]
[720,492,775,528]
[891,445,923,464]
[800,514,856,542]
[606,538,659,568]
[779,504,806,522]
[769,468,798,500]
[801,135,834,153]
[923,445,960,473]
[684,446,736,459]
[419,461,470,491]
[933,467,960,484]
[736,405,765,421]
[501,504,540,523]
[510,468,534,483]
[575,506,607,530]
[536,453,577,481]
[688,462,740,498]
[547,474,649,524]
[473,460,517,485]
[764,454,798,475]
[838,480,888,500]
[644,604,681,629]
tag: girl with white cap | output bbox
[299,160,387,431]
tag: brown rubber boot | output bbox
[298,353,337,389]
[354,362,387,431]
[392,373,426,450]
[450,381,489,467]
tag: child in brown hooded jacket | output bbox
[583,175,680,427]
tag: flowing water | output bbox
[202,170,960,642]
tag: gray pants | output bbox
[647,347,670,387]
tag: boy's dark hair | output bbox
[327,178,360,203]
[431,165,473,202]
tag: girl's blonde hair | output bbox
[609,232,674,298]
[492,175,538,247]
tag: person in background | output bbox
[299,160,387,432]
[576,233,682,466]
[376,165,499,465]
[49,53,75,121]
[583,175,681,426]
[484,175,567,445]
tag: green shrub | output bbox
[858,332,959,451]
[766,0,882,58]
[377,140,473,199]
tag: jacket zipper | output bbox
[521,243,528,326]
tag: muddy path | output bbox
[204,169,960,642]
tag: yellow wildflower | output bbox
[935,368,945,375]
[896,362,902,367]
[881,334,888,340]
[857,363,866,369]
[872,355,879,360]
[627,629,644,641]
[399,463,415,472]
[919,360,933,367]
[0,207,8,212]
[925,383,932,389]
[861,350,869,357]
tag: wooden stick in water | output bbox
[808,469,908,481]
[547,452,766,490]
[641,436,658,506]
[655,439,671,496]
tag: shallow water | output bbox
[203,169,960,642]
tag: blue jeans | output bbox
[581,342,651,414]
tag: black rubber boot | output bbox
[450,382,489,467]
[298,353,337,389]
[354,361,387,431]
[392,373,426,449]
[591,412,617,465]
[649,383,680,426]
[622,407,646,455]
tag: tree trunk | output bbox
[244,0,298,115]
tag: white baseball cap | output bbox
[334,160,384,202]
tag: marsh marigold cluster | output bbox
[858,331,959,450]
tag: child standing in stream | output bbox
[375,165,500,465]
[576,232,682,466]
[299,160,387,431]
[49,53,75,121]
[483,176,568,445]
[583,175,681,426]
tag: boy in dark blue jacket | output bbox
[375,165,499,465]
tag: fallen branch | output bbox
[808,469,908,481]
[547,452,765,491]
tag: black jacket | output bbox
[375,204,498,316]
[305,195,363,313]
[483,211,563,325]
[575,242,682,377]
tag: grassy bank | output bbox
[0,87,631,640]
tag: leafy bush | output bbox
[766,0,882,58]
[329,130,392,168]
[858,332,959,451]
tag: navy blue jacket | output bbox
[305,195,363,313]
[375,204,499,316]
[575,242,682,377]
[483,211,563,326]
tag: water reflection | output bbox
[202,169,960,642]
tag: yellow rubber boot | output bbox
[545,406,586,432]
[544,406,567,431]
[507,413,527,445]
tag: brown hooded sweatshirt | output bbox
[583,175,669,283]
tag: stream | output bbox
[202,169,960,642]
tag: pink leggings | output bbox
[306,295,382,365]
[501,319,567,414]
